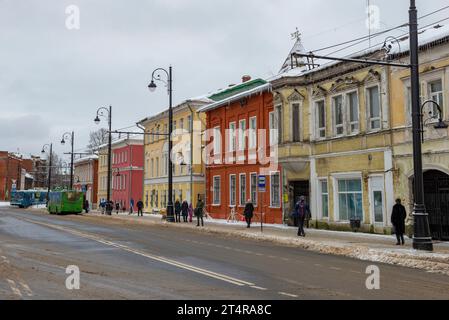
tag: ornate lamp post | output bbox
[41,143,53,202]
[148,66,175,222]
[61,131,75,190]
[94,106,112,213]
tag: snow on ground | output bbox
[0,202,11,207]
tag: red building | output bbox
[200,78,283,224]
[0,151,37,201]
[111,137,144,211]
[73,155,98,208]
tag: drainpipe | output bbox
[137,123,146,211]
[187,104,195,205]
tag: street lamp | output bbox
[61,131,75,190]
[148,66,175,222]
[421,100,448,142]
[94,106,112,215]
[41,143,53,202]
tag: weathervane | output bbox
[291,27,301,41]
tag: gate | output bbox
[423,170,449,241]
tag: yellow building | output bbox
[272,25,449,238]
[137,98,208,213]
[96,144,109,206]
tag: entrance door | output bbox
[423,170,449,241]
[289,181,309,226]
[369,176,385,225]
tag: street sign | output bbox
[258,175,266,192]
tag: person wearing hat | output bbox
[391,198,407,245]
[244,199,255,228]
[295,196,311,237]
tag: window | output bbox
[230,175,236,207]
[187,115,192,132]
[229,122,236,152]
[270,172,281,207]
[347,91,359,133]
[151,159,154,177]
[156,158,159,177]
[367,86,381,130]
[315,100,326,138]
[155,127,159,141]
[213,176,221,205]
[150,129,154,143]
[239,174,246,206]
[164,124,168,135]
[333,95,344,136]
[292,103,301,142]
[428,79,444,118]
[320,180,329,218]
[213,127,221,156]
[250,173,257,206]
[238,119,246,151]
[180,118,184,131]
[337,179,363,221]
[269,112,278,146]
[249,117,257,149]
[173,120,177,132]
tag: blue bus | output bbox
[10,190,48,208]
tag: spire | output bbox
[279,28,309,73]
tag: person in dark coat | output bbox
[391,198,407,245]
[295,196,311,237]
[137,199,144,217]
[84,199,90,214]
[195,198,204,227]
[174,199,182,223]
[244,199,255,228]
[181,200,189,222]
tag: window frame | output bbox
[332,94,345,137]
[229,174,236,207]
[250,172,258,207]
[269,171,281,208]
[333,174,364,222]
[366,85,382,131]
[239,173,247,207]
[212,175,221,206]
[314,99,326,139]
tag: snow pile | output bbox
[0,202,11,207]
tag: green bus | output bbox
[48,191,84,215]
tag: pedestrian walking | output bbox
[295,196,310,237]
[195,198,204,227]
[181,200,189,222]
[137,199,144,217]
[244,199,254,228]
[84,199,90,214]
[115,202,120,214]
[391,198,407,245]
[174,199,182,223]
[129,198,134,215]
[100,199,105,214]
[188,203,193,223]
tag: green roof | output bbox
[208,79,267,102]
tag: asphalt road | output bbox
[1,206,448,300]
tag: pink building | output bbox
[111,137,144,211]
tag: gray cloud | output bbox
[0,0,447,159]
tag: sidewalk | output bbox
[87,210,449,276]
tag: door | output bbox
[423,170,449,241]
[288,181,309,226]
[369,176,385,225]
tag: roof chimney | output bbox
[242,75,251,83]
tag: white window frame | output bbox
[238,119,247,151]
[314,99,326,139]
[318,178,329,220]
[229,122,236,153]
[269,171,281,208]
[347,90,359,134]
[239,173,247,207]
[213,126,221,156]
[249,117,257,150]
[291,101,301,142]
[250,172,258,207]
[269,111,278,147]
[428,78,444,121]
[332,172,364,222]
[213,175,221,206]
[332,94,344,137]
[229,174,236,207]
[366,85,382,131]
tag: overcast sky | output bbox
[1,0,448,161]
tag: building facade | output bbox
[97,145,108,205]
[0,152,37,200]
[271,25,449,238]
[73,155,98,208]
[201,78,283,224]
[111,137,144,211]
[138,99,207,213]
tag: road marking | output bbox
[21,218,257,288]
[278,291,298,298]
[350,270,361,274]
[251,286,267,291]
[6,279,22,297]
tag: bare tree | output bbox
[87,128,109,152]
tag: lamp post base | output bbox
[412,205,434,251]
[166,204,175,223]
